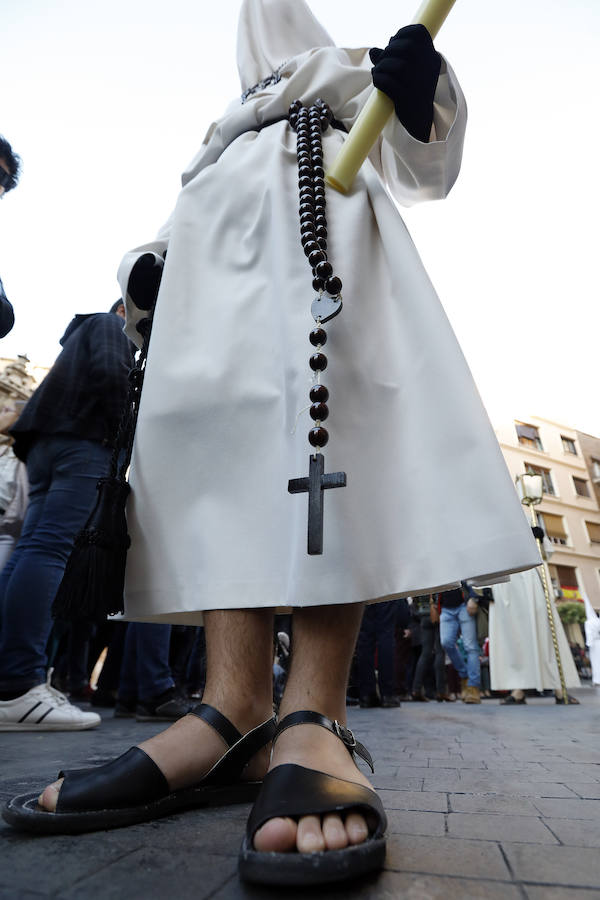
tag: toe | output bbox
[38,778,63,812]
[296,814,326,853]
[345,811,369,845]
[322,813,348,850]
[253,816,297,852]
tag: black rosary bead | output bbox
[312,277,324,292]
[315,260,333,280]
[289,99,303,113]
[309,353,328,371]
[315,224,327,240]
[325,275,342,295]
[313,165,325,179]
[310,384,329,403]
[310,402,329,421]
[300,212,315,226]
[309,426,329,448]
[303,240,320,258]
[299,201,314,217]
[308,249,325,268]
[315,214,327,227]
[309,327,327,346]
[298,175,312,190]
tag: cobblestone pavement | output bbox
[2,686,600,899]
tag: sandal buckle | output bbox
[333,720,357,749]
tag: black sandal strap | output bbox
[189,703,243,747]
[202,716,277,786]
[56,747,169,813]
[246,763,387,844]
[274,711,374,773]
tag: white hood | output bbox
[237,0,335,91]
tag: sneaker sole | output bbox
[0,721,100,731]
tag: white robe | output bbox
[489,569,580,692]
[117,0,539,624]
[583,596,600,685]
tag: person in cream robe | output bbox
[26,0,539,886]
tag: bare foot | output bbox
[253,721,374,854]
[38,700,272,813]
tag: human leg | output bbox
[457,603,481,688]
[432,623,450,697]
[412,617,433,696]
[373,601,398,702]
[252,602,376,855]
[439,607,467,680]
[355,607,377,705]
[0,436,112,693]
[38,608,275,811]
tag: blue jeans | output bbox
[0,435,112,692]
[118,623,174,703]
[439,603,481,688]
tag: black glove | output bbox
[370,24,441,143]
[532,525,545,542]
[128,252,164,311]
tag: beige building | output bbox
[494,415,600,612]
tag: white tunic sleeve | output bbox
[372,57,467,207]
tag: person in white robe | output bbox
[583,595,600,685]
[28,0,540,886]
[489,568,580,703]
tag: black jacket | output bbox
[11,312,135,461]
[0,277,15,338]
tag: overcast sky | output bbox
[2,0,599,434]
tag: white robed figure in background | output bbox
[583,594,600,685]
[9,0,540,887]
[489,568,580,704]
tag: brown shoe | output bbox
[459,678,468,700]
[463,685,481,704]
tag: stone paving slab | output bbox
[1,687,600,898]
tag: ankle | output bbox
[200,690,273,734]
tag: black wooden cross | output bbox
[288,453,347,555]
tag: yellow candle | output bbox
[325,0,457,194]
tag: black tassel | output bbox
[52,477,131,623]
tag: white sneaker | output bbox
[0,670,101,731]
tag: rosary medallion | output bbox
[286,99,347,555]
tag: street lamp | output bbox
[515,473,569,704]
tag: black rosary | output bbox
[286,99,347,555]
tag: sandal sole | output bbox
[238,836,386,886]
[2,781,261,835]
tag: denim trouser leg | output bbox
[457,603,481,687]
[0,436,112,692]
[439,607,468,680]
[432,624,448,694]
[373,601,397,698]
[122,623,174,703]
[412,618,434,692]
[356,608,377,697]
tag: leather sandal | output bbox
[238,710,387,886]
[500,694,526,705]
[2,703,276,835]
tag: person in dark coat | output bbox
[0,301,134,731]
[0,135,21,338]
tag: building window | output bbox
[586,521,600,544]
[515,422,544,451]
[538,511,568,545]
[591,458,600,481]
[573,477,590,497]
[525,463,555,496]
[561,436,577,455]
